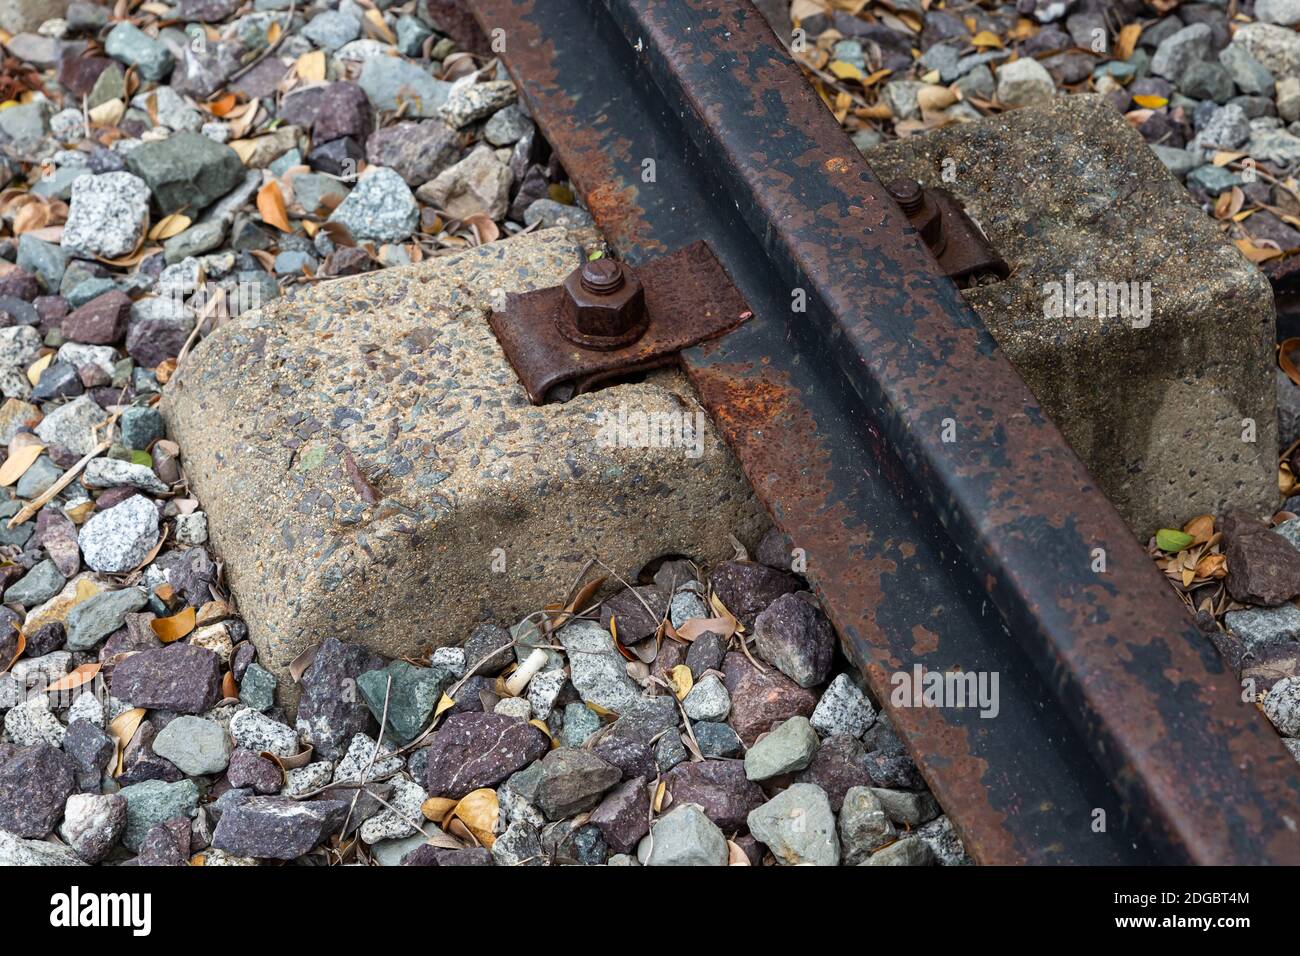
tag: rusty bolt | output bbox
[886,177,945,257]
[556,258,649,350]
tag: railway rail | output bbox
[467,0,1300,864]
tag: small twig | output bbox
[225,0,297,85]
[7,409,123,528]
[593,555,657,621]
[339,674,391,838]
[647,675,705,759]
[359,786,435,844]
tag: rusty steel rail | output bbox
[467,0,1300,864]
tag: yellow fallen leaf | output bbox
[669,664,693,700]
[971,30,1003,48]
[296,50,326,82]
[1213,150,1248,167]
[108,707,146,777]
[422,796,458,822]
[266,20,281,45]
[0,443,44,487]
[148,212,192,240]
[1115,22,1142,62]
[87,98,125,126]
[1183,514,1214,544]
[1235,237,1283,263]
[1132,94,1168,109]
[46,662,101,694]
[727,839,752,865]
[363,7,396,44]
[451,788,498,848]
[26,352,51,387]
[151,606,196,643]
[828,60,865,81]
[917,85,958,113]
[652,780,667,813]
[433,692,456,719]
[257,180,291,232]
[228,139,259,166]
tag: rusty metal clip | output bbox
[489,240,751,404]
[885,177,1009,288]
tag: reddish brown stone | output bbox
[708,560,801,627]
[0,267,40,301]
[587,775,650,854]
[794,735,873,810]
[424,713,549,799]
[721,650,817,745]
[63,290,132,345]
[663,759,765,832]
[311,82,374,145]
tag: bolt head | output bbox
[559,260,647,346]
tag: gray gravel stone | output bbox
[744,714,819,780]
[58,792,127,863]
[15,456,60,500]
[119,778,199,851]
[1229,24,1300,77]
[439,80,516,129]
[747,782,840,866]
[0,829,86,865]
[682,673,731,721]
[484,103,532,146]
[871,787,941,827]
[105,22,174,81]
[358,55,451,116]
[1151,23,1213,82]
[239,662,276,712]
[78,496,159,574]
[61,172,150,261]
[34,394,107,456]
[303,9,361,51]
[4,559,65,608]
[522,198,594,230]
[4,696,65,747]
[1224,604,1300,651]
[996,57,1055,107]
[861,836,936,866]
[534,748,621,820]
[1257,0,1300,27]
[125,132,246,215]
[82,457,170,493]
[1218,43,1275,97]
[359,775,427,844]
[559,702,601,747]
[838,786,897,865]
[66,586,148,650]
[693,720,743,758]
[230,708,299,758]
[644,803,727,866]
[327,166,418,242]
[152,715,233,775]
[333,732,404,784]
[810,673,876,738]
[1263,676,1300,736]
[492,818,544,866]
